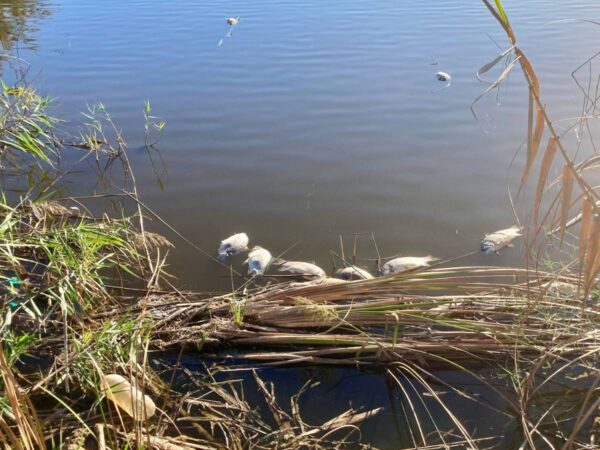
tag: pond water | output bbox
[5,0,600,292]
[3,0,600,447]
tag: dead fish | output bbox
[244,246,272,275]
[277,261,326,279]
[227,17,239,25]
[334,265,374,280]
[481,226,521,255]
[382,256,437,275]
[218,232,249,261]
[435,71,451,82]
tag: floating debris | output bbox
[100,374,156,421]
[334,265,374,280]
[245,246,272,275]
[382,256,437,275]
[277,261,326,279]
[219,17,241,46]
[435,71,451,82]
[481,226,521,255]
[218,232,249,261]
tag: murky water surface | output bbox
[3,0,600,447]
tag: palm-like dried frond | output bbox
[132,231,174,251]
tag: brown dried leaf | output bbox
[523,103,545,187]
[534,136,558,224]
[579,197,593,269]
[588,235,600,299]
[30,201,71,220]
[321,407,384,431]
[584,216,600,297]
[517,50,540,96]
[133,231,174,251]
[560,165,574,243]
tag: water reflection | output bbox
[0,0,50,52]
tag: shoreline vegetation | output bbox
[1,1,600,449]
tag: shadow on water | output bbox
[153,353,599,449]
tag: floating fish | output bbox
[435,71,451,82]
[245,246,272,275]
[218,232,249,261]
[227,17,239,25]
[382,256,437,275]
[101,374,156,421]
[334,265,374,280]
[277,261,326,279]
[481,226,521,255]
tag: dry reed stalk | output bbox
[0,347,45,450]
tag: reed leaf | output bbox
[534,136,558,224]
[583,216,600,297]
[493,0,510,28]
[560,164,574,243]
[578,197,593,270]
[523,103,545,187]
[476,45,515,83]
[471,56,520,116]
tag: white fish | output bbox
[244,246,272,275]
[227,17,239,25]
[334,265,374,280]
[481,226,521,255]
[382,256,437,275]
[278,261,326,279]
[435,71,451,82]
[218,232,249,261]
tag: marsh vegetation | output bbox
[0,0,600,449]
